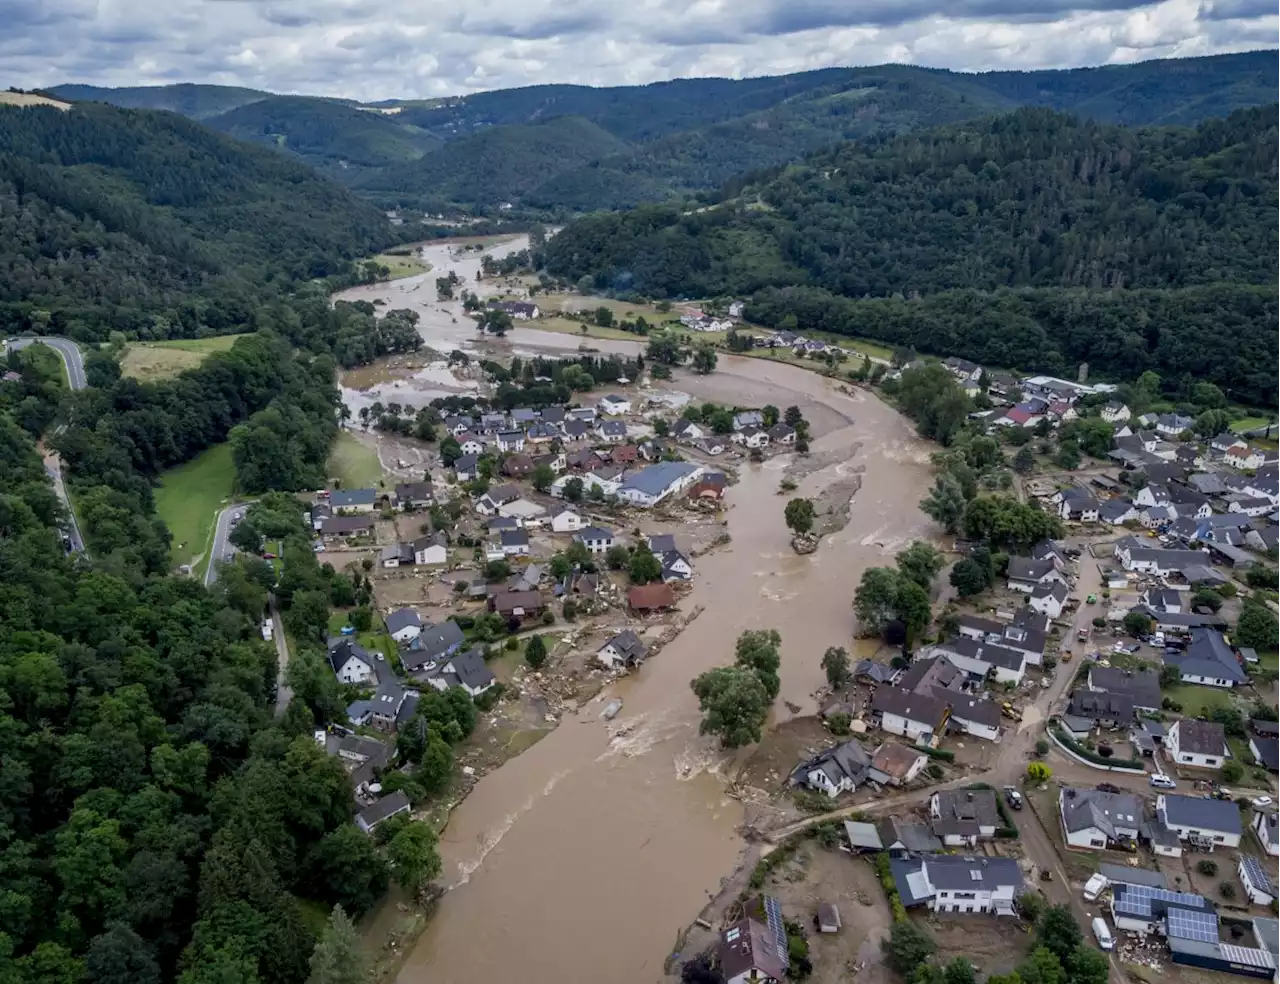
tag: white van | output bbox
[1150,773,1177,789]
[1092,917,1115,951]
[1083,874,1108,902]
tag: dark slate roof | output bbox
[384,608,422,636]
[1164,629,1245,683]
[1159,794,1242,835]
[447,648,495,690]
[937,636,1025,672]
[1252,738,1279,772]
[871,687,949,729]
[1098,863,1166,888]
[602,629,647,663]
[1241,856,1276,898]
[400,620,466,670]
[1253,719,1280,737]
[946,694,1001,729]
[1061,788,1142,838]
[855,660,900,685]
[899,656,965,694]
[877,819,942,854]
[1007,557,1055,581]
[647,533,678,554]
[1173,719,1227,757]
[1088,666,1161,708]
[1069,689,1137,723]
[500,530,529,547]
[932,789,1001,834]
[357,791,410,829]
[923,855,1022,892]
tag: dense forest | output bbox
[50,51,1278,213]
[47,82,271,119]
[0,103,402,342]
[543,106,1279,404]
[206,97,441,178]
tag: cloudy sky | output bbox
[7,0,1277,101]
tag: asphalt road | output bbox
[271,601,293,718]
[5,336,89,554]
[204,503,250,587]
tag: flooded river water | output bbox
[335,240,936,983]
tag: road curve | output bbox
[204,502,250,587]
[4,336,89,553]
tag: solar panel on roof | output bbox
[1166,907,1218,944]
[1240,855,1275,892]
[1112,883,1211,918]
[763,896,788,962]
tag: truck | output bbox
[1001,701,1023,722]
[1077,628,1088,643]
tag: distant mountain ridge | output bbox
[47,51,1279,210]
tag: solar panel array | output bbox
[1240,855,1275,893]
[1112,883,1211,918]
[763,896,788,963]
[1166,907,1218,944]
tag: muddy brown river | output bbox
[336,242,936,983]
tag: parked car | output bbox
[1252,796,1274,808]
[1003,787,1024,810]
[1150,774,1177,789]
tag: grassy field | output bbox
[155,442,236,572]
[121,335,246,381]
[0,92,70,110]
[1161,682,1240,720]
[368,249,429,280]
[1230,417,1272,434]
[327,611,396,665]
[533,316,650,343]
[328,432,384,490]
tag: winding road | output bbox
[4,336,88,553]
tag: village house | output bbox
[379,542,414,568]
[598,394,631,416]
[310,501,331,530]
[525,421,559,444]
[1165,719,1228,769]
[444,415,474,435]
[870,688,950,745]
[384,608,423,644]
[717,914,787,984]
[1239,856,1276,907]
[1099,499,1139,525]
[1059,787,1142,850]
[356,791,412,835]
[1155,413,1195,438]
[791,741,872,797]
[496,429,525,453]
[734,426,770,449]
[532,451,567,474]
[400,620,466,674]
[499,530,530,556]
[501,452,534,478]
[478,411,509,433]
[420,647,496,697]
[867,743,928,787]
[732,411,765,431]
[767,422,797,445]
[596,419,628,443]
[891,855,1022,916]
[1253,812,1278,857]
[1102,402,1131,423]
[672,418,708,442]
[943,357,982,382]
[475,484,522,516]
[488,590,545,621]
[929,789,1000,847]
[455,434,485,456]
[452,453,480,480]
[1028,581,1069,619]
[574,525,614,554]
[597,629,649,669]
[1055,488,1100,522]
[551,507,585,532]
[497,497,546,524]
[394,481,433,510]
[1224,444,1267,470]
[696,437,728,455]
[346,680,411,732]
[659,550,694,582]
[1067,690,1137,729]
[610,444,639,466]
[330,488,378,513]
[628,583,676,613]
[928,636,1026,685]
[1164,629,1246,688]
[1157,794,1242,850]
[616,462,704,507]
[1250,735,1279,773]
[946,695,1003,742]
[328,638,380,685]
[488,299,540,319]
[1005,556,1066,593]
[877,818,942,856]
[319,515,375,541]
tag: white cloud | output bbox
[3,0,1275,100]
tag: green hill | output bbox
[47,81,270,118]
[0,102,399,341]
[543,106,1279,404]
[206,96,441,177]
[359,115,631,207]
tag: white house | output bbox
[574,526,615,554]
[870,688,949,745]
[1238,856,1276,907]
[1059,787,1141,849]
[672,419,708,442]
[597,629,648,669]
[867,743,928,787]
[1028,582,1069,619]
[499,530,530,557]
[1156,794,1242,850]
[659,550,694,582]
[929,789,1000,847]
[1224,445,1266,470]
[328,639,377,685]
[734,426,770,449]
[1005,557,1065,593]
[946,695,1002,742]
[929,636,1027,686]
[615,462,703,508]
[385,608,423,644]
[422,648,496,697]
[329,488,378,513]
[1155,413,1194,438]
[412,532,448,566]
[551,507,585,533]
[496,430,526,452]
[1101,402,1131,424]
[792,741,872,798]
[1165,719,1227,770]
[475,485,522,516]
[598,394,631,416]
[498,498,546,523]
[908,855,1021,916]
[457,436,484,456]
[1055,489,1099,522]
[1253,812,1279,857]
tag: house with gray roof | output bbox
[891,855,1021,915]
[1157,794,1242,850]
[1087,665,1161,711]
[877,817,943,856]
[421,647,495,697]
[1059,787,1141,849]
[928,635,1027,685]
[1068,689,1137,728]
[1164,629,1245,688]
[1239,856,1276,907]
[929,789,1000,846]
[400,620,466,672]
[1166,718,1228,769]
[615,462,704,507]
[384,608,423,643]
[330,488,378,512]
[791,740,873,797]
[597,630,648,669]
[356,791,411,834]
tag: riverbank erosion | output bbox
[388,356,934,983]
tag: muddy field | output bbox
[676,368,852,440]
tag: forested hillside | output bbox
[0,103,400,341]
[544,106,1279,404]
[47,81,270,118]
[359,115,630,208]
[206,96,441,177]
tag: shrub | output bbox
[1197,859,1218,876]
[1097,745,1114,758]
[926,763,944,779]
[1220,882,1236,899]
[473,682,505,711]
[1092,617,1107,628]
[541,609,555,625]
[1034,739,1050,757]
[826,712,851,736]
[1222,760,1244,783]
[914,745,955,762]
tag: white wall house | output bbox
[1059,788,1141,849]
[412,534,448,566]
[598,395,631,415]
[574,526,615,554]
[1157,795,1242,851]
[1165,720,1227,770]
[910,856,1021,916]
[1028,582,1069,619]
[331,649,376,685]
[930,637,1027,686]
[551,508,585,533]
[1253,812,1279,857]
